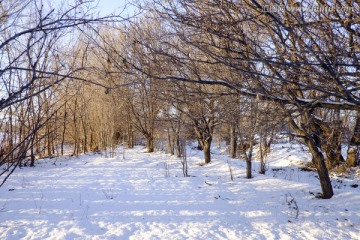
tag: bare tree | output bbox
[0,0,128,186]
[136,0,360,198]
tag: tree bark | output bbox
[146,135,154,153]
[30,135,36,167]
[203,139,212,164]
[47,124,52,156]
[82,118,88,154]
[127,123,134,148]
[229,123,237,158]
[176,134,181,158]
[73,99,79,156]
[245,139,254,179]
[194,125,213,164]
[288,117,334,198]
[167,128,174,155]
[264,126,274,154]
[61,105,67,156]
[306,138,334,199]
[246,158,252,178]
[197,138,203,150]
[30,152,35,167]
[259,131,265,174]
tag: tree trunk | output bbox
[30,135,36,167]
[193,121,214,164]
[61,117,66,156]
[167,128,174,155]
[47,125,52,156]
[245,141,254,179]
[287,117,334,198]
[90,131,94,152]
[30,152,35,167]
[246,158,252,178]
[259,132,265,174]
[81,116,88,154]
[306,138,334,199]
[127,124,134,148]
[203,139,211,164]
[51,131,55,155]
[18,123,24,167]
[264,127,274,154]
[197,138,203,150]
[73,100,78,156]
[176,134,181,158]
[146,135,154,153]
[36,133,41,158]
[229,123,237,158]
[311,121,322,166]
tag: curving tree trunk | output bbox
[288,117,334,199]
[306,137,334,199]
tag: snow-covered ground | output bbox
[0,143,359,240]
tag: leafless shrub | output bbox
[227,158,234,181]
[180,139,189,177]
[285,192,299,219]
[102,188,116,199]
[164,160,170,178]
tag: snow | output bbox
[0,143,359,240]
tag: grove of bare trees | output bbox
[1,0,359,199]
[0,0,126,186]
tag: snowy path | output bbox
[0,145,359,239]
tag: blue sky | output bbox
[92,0,137,16]
[49,0,138,17]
